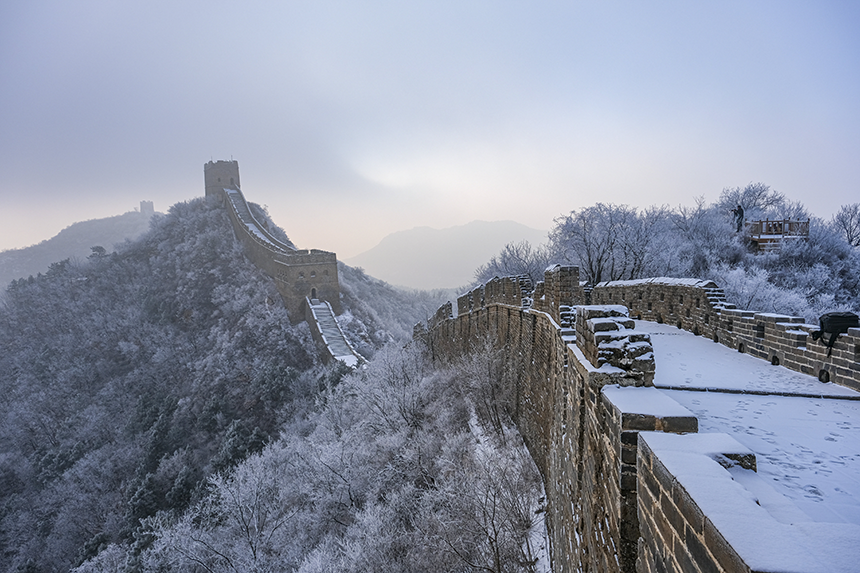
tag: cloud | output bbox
[1,1,858,254]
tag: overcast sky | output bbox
[1,1,858,258]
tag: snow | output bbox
[595,277,715,288]
[634,319,860,570]
[664,390,860,523]
[643,320,857,398]
[642,432,860,572]
[602,385,695,418]
[581,304,629,316]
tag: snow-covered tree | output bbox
[831,203,860,247]
[474,240,552,286]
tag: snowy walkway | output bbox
[224,188,295,254]
[308,299,362,367]
[641,320,860,525]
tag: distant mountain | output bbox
[0,210,155,287]
[344,220,547,290]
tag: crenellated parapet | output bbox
[418,269,662,573]
[592,277,860,391]
[417,268,860,573]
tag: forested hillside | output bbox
[0,197,458,573]
[0,199,317,572]
[0,210,154,287]
[78,343,546,573]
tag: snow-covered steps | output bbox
[307,298,364,367]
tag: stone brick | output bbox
[660,493,685,538]
[660,416,698,434]
[624,413,659,431]
[622,445,638,465]
[640,466,662,502]
[672,482,704,535]
[703,517,748,573]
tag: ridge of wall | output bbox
[421,273,663,573]
[204,160,342,322]
[592,277,860,391]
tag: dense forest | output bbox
[1,197,516,573]
[477,184,860,321]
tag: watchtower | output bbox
[204,160,241,197]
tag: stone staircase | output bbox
[307,298,363,367]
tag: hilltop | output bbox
[0,209,155,287]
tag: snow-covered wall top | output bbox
[591,277,860,392]
[595,276,717,289]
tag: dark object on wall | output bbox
[811,312,859,357]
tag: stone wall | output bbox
[205,160,342,321]
[418,269,860,572]
[592,277,860,392]
[421,276,685,573]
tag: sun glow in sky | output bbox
[1,1,858,258]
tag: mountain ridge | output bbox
[0,209,156,287]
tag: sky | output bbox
[1,1,858,259]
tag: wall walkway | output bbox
[417,266,860,573]
[305,298,364,367]
[591,277,860,391]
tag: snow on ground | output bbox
[665,389,860,523]
[637,320,860,525]
[643,320,857,397]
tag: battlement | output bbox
[592,277,860,391]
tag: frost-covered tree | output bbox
[549,203,673,283]
[716,182,785,220]
[120,340,546,573]
[831,203,860,247]
[474,240,552,286]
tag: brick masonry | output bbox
[418,269,860,573]
[421,272,694,573]
[591,277,860,392]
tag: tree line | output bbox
[476,184,860,321]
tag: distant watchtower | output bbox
[204,160,241,197]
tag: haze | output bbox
[1,1,858,259]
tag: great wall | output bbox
[206,159,859,572]
[204,160,363,366]
[415,266,860,573]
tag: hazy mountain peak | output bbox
[344,220,547,290]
